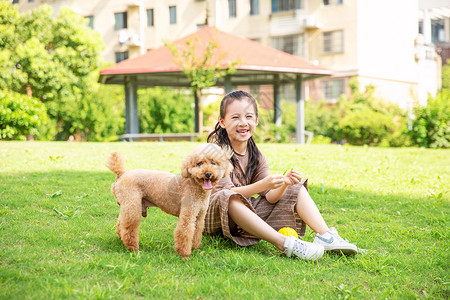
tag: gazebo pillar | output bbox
[273,74,281,126]
[295,74,305,144]
[224,75,232,93]
[124,76,139,134]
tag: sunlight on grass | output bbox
[0,141,448,299]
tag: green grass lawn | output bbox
[0,141,448,299]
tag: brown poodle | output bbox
[106,143,233,259]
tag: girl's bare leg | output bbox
[295,186,329,235]
[228,195,286,251]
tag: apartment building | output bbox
[14,0,449,107]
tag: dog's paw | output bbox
[192,242,202,250]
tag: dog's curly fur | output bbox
[106,143,233,259]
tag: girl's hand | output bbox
[263,174,286,190]
[284,169,302,185]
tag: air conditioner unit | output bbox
[304,16,322,29]
[128,34,142,47]
[118,29,129,45]
[128,0,143,8]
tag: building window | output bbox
[229,0,237,18]
[272,34,304,56]
[272,0,301,13]
[323,30,343,53]
[250,0,259,15]
[115,51,129,63]
[432,19,445,42]
[114,12,127,30]
[147,9,154,27]
[85,16,94,29]
[323,0,343,5]
[322,79,344,101]
[12,0,19,4]
[28,0,34,2]
[169,6,177,24]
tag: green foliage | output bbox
[165,34,240,91]
[0,2,106,140]
[408,89,450,148]
[334,109,395,146]
[0,89,47,140]
[254,102,294,143]
[54,82,125,141]
[165,32,241,132]
[442,60,450,91]
[305,78,408,146]
[305,101,341,139]
[138,87,194,133]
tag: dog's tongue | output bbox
[202,179,213,190]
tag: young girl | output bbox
[204,90,357,260]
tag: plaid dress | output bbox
[203,150,308,246]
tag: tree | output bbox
[0,90,47,140]
[165,32,240,133]
[0,2,106,139]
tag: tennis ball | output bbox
[278,227,299,239]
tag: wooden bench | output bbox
[119,133,197,142]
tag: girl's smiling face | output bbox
[219,98,258,152]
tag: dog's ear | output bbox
[223,160,233,178]
[181,156,191,178]
[218,146,234,178]
[221,145,234,160]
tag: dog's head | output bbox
[181,143,233,190]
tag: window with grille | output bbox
[147,9,154,27]
[272,0,301,13]
[169,6,177,24]
[229,0,237,18]
[85,16,94,29]
[250,0,259,15]
[115,51,129,63]
[323,30,343,53]
[322,79,344,101]
[114,12,127,30]
[272,34,304,56]
[323,0,343,5]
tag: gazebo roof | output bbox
[99,26,332,87]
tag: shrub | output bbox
[138,87,194,133]
[408,90,450,148]
[334,108,395,146]
[0,90,47,140]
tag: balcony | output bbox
[270,10,321,36]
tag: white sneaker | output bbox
[284,235,324,261]
[313,227,358,255]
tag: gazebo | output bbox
[99,26,332,143]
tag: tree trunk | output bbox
[26,83,32,98]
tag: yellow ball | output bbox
[278,227,299,239]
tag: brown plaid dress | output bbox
[203,150,307,247]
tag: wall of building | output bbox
[14,0,444,107]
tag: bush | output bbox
[408,90,450,148]
[0,90,47,140]
[334,108,395,146]
[138,87,194,133]
[304,78,409,146]
[51,83,125,141]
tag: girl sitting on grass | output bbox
[205,90,357,260]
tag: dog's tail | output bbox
[106,152,126,178]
